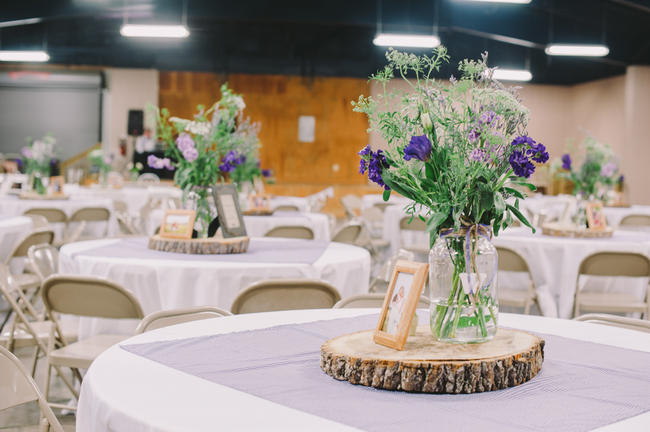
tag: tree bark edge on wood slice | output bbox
[148,234,249,255]
[321,327,544,394]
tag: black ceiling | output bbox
[1,0,649,85]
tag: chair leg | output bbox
[31,345,41,377]
[523,298,531,315]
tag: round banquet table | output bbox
[146,209,332,240]
[76,309,650,432]
[493,227,650,319]
[0,216,32,262]
[59,237,370,338]
[0,194,116,241]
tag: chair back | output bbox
[369,249,416,293]
[27,244,59,281]
[0,346,64,431]
[231,279,341,314]
[332,223,363,244]
[334,293,430,309]
[42,275,144,319]
[373,202,392,212]
[137,173,160,185]
[273,205,300,213]
[264,226,314,240]
[23,214,49,229]
[6,229,55,263]
[341,195,362,219]
[578,252,650,278]
[496,246,530,273]
[69,207,110,222]
[23,208,67,224]
[135,306,232,333]
[113,199,128,214]
[620,214,650,227]
[399,216,427,231]
[574,313,650,333]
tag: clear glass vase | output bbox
[429,230,499,343]
[30,170,48,195]
[182,186,216,238]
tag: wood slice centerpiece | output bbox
[148,234,249,255]
[321,327,544,394]
[19,192,69,200]
[541,222,613,238]
[243,209,273,216]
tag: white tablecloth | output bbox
[0,195,116,241]
[76,309,650,432]
[0,216,32,262]
[65,184,182,217]
[59,238,370,338]
[603,205,650,228]
[146,210,331,240]
[361,194,410,210]
[493,227,650,318]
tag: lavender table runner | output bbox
[122,315,650,432]
[72,237,329,264]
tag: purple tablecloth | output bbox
[70,237,329,264]
[122,315,650,431]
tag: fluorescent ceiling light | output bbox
[456,0,531,4]
[120,24,189,38]
[373,33,440,48]
[0,50,49,62]
[492,69,532,82]
[545,44,609,57]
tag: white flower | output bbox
[421,112,433,132]
[185,121,211,136]
[126,162,134,170]
[135,162,144,170]
[233,95,246,111]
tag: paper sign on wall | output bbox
[298,116,315,142]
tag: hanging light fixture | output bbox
[545,44,609,57]
[492,68,532,81]
[456,0,532,4]
[0,50,49,62]
[373,33,441,48]
[120,24,189,38]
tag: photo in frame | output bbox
[248,193,271,212]
[212,184,247,238]
[374,260,429,350]
[586,201,607,230]
[160,210,196,239]
[49,176,64,195]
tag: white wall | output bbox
[103,68,158,158]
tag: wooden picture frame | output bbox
[586,201,607,230]
[373,260,429,350]
[248,193,271,212]
[212,184,247,238]
[160,209,196,239]
[49,176,64,195]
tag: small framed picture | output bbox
[160,209,196,239]
[213,184,247,238]
[374,260,429,350]
[586,201,607,230]
[248,193,271,212]
[49,176,64,195]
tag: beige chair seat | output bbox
[48,334,127,369]
[13,273,40,291]
[1,320,78,349]
[576,292,647,313]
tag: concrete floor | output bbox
[0,346,76,431]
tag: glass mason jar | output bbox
[429,230,498,343]
[30,170,49,195]
[182,186,216,238]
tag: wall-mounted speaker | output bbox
[127,109,144,136]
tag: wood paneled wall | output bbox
[159,71,381,216]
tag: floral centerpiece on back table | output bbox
[354,48,549,343]
[151,83,261,237]
[88,149,113,186]
[21,134,57,195]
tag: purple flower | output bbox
[182,147,199,163]
[359,159,368,174]
[368,150,390,189]
[261,169,273,178]
[601,162,617,178]
[358,145,371,157]
[561,153,572,171]
[469,148,487,162]
[528,142,549,164]
[176,133,195,152]
[509,150,535,178]
[219,150,245,173]
[403,135,432,162]
[468,130,480,143]
[147,155,174,171]
[478,111,496,127]
[21,147,33,159]
[617,174,624,184]
[161,158,174,171]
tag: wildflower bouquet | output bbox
[152,83,261,236]
[558,136,618,199]
[353,47,549,342]
[21,134,57,194]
